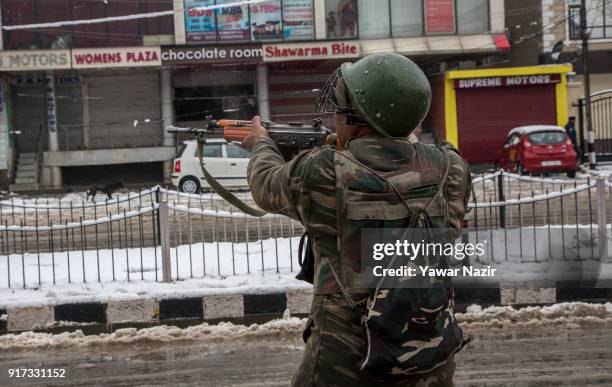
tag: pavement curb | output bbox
[3,286,611,333]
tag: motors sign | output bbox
[455,74,562,89]
[72,47,161,69]
[0,50,71,71]
[161,46,263,65]
[263,41,360,62]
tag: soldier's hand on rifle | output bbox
[241,115,270,151]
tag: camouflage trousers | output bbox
[291,294,456,387]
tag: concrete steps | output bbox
[10,153,40,192]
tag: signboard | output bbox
[162,46,263,65]
[0,84,7,170]
[455,75,562,89]
[263,41,360,62]
[185,0,217,43]
[0,50,71,71]
[12,73,81,86]
[425,0,455,34]
[72,47,161,69]
[283,0,314,40]
[46,75,58,134]
[216,0,250,41]
[250,1,283,41]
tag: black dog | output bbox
[87,182,125,201]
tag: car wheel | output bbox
[566,170,576,179]
[180,176,200,194]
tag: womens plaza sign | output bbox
[71,47,162,69]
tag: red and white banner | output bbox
[263,41,360,62]
[425,0,455,34]
[72,47,161,69]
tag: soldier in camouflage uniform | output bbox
[242,53,471,386]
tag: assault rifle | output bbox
[167,115,333,160]
[166,116,334,217]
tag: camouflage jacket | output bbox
[247,135,472,295]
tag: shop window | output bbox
[107,1,142,47]
[457,0,489,34]
[358,0,390,39]
[174,85,257,122]
[283,0,315,40]
[391,0,423,37]
[72,0,108,47]
[3,0,38,49]
[568,0,612,39]
[424,0,456,34]
[250,0,283,41]
[325,0,358,39]
[143,0,174,35]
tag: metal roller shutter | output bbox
[87,70,161,149]
[56,84,83,151]
[456,85,557,164]
[268,68,329,124]
[12,85,47,153]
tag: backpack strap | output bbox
[332,146,452,310]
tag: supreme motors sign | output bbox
[455,74,562,89]
[0,50,71,71]
[72,47,161,69]
[263,41,360,62]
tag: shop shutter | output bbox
[456,85,557,164]
[56,84,83,151]
[12,85,47,153]
[268,68,329,124]
[87,71,161,149]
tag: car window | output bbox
[504,134,518,147]
[511,135,521,146]
[197,144,223,158]
[177,143,187,157]
[226,143,251,158]
[528,132,566,145]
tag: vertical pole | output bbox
[159,194,172,282]
[81,77,90,149]
[256,63,270,121]
[45,73,62,188]
[578,98,586,163]
[596,178,609,263]
[497,173,506,228]
[581,0,596,169]
[161,68,175,183]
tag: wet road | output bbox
[1,325,611,386]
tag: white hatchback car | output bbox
[171,139,251,193]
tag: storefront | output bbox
[161,45,265,130]
[429,65,573,164]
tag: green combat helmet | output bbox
[316,52,431,137]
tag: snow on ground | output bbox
[0,273,309,309]
[0,302,610,351]
[0,316,307,351]
[1,236,301,290]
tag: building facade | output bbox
[0,0,508,190]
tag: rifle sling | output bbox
[197,138,267,217]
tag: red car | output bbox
[497,125,578,178]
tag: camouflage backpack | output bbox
[332,140,466,377]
